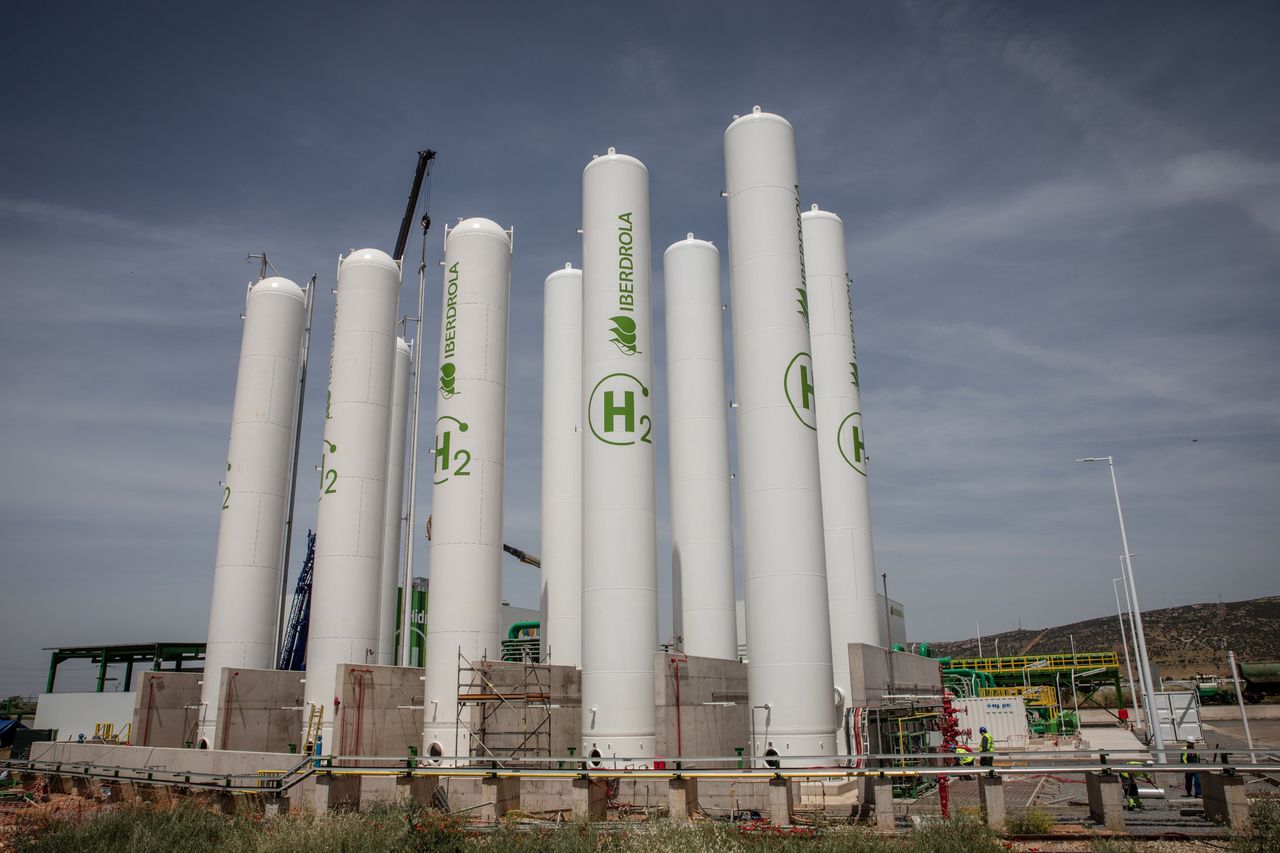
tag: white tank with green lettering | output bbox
[803,205,885,751]
[200,276,306,747]
[725,107,836,764]
[580,148,658,766]
[422,217,513,763]
[305,248,402,752]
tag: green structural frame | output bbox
[43,643,207,694]
[946,652,1125,711]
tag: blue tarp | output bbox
[0,717,27,747]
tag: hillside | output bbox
[926,596,1280,679]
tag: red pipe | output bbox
[218,671,239,742]
[669,654,688,758]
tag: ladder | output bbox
[303,704,324,755]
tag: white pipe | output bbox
[376,339,411,664]
[1227,650,1254,751]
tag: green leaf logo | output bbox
[439,362,457,398]
[796,288,809,327]
[608,315,640,355]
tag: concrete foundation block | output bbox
[395,774,440,807]
[873,779,895,832]
[265,796,291,817]
[1203,773,1250,831]
[667,777,699,823]
[1085,772,1125,832]
[291,774,361,813]
[571,777,607,821]
[978,775,1005,828]
[767,778,794,826]
[478,775,519,821]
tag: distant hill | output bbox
[925,596,1280,679]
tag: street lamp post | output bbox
[1076,456,1167,762]
[1112,577,1142,729]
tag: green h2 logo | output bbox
[433,416,472,484]
[784,352,817,430]
[588,372,652,446]
[837,411,867,476]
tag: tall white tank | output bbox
[581,148,658,764]
[304,249,402,751]
[803,206,885,738]
[541,264,583,667]
[724,107,836,763]
[199,276,307,746]
[663,235,737,661]
[421,217,513,761]
[376,337,412,664]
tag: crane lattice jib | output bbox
[277,531,316,671]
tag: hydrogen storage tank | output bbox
[580,148,658,765]
[540,264,583,667]
[663,235,737,661]
[199,276,307,746]
[421,217,513,762]
[724,107,836,763]
[803,205,885,739]
[376,337,412,664]
[303,249,402,751]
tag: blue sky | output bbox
[2,1,1278,694]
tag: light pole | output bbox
[1076,456,1167,762]
[1112,577,1141,728]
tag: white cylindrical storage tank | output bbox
[724,107,836,763]
[421,217,513,762]
[541,264,583,666]
[304,249,402,751]
[664,235,737,661]
[581,148,658,765]
[199,276,307,746]
[803,206,884,731]
[376,337,412,664]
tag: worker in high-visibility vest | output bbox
[1118,760,1151,810]
[954,744,974,780]
[1181,738,1202,797]
[978,726,994,767]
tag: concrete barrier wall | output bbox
[334,664,423,757]
[132,672,201,748]
[655,654,749,766]
[217,668,305,753]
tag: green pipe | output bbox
[507,621,540,641]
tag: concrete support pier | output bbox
[394,774,440,808]
[1203,773,1250,831]
[572,777,607,820]
[873,778,895,831]
[292,774,361,813]
[478,775,520,821]
[768,777,794,826]
[667,777,699,823]
[1086,772,1125,832]
[978,774,1005,828]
